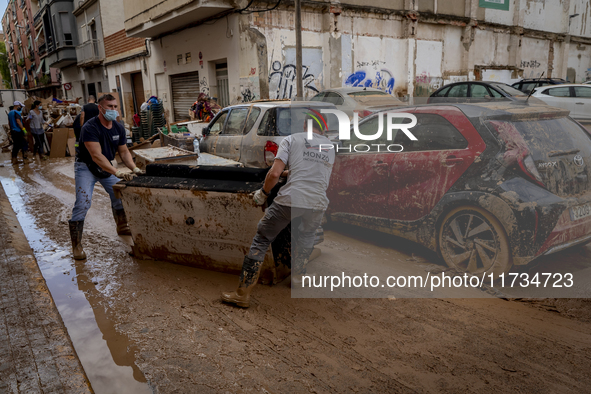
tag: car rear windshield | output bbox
[511,117,591,159]
[275,106,338,136]
[489,83,526,97]
[497,117,591,196]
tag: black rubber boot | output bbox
[112,208,132,236]
[221,256,264,308]
[68,220,87,260]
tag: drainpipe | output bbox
[295,0,303,100]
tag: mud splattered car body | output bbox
[325,102,591,275]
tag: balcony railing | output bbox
[76,39,102,66]
[33,11,41,26]
[38,43,46,56]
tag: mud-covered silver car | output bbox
[200,101,337,168]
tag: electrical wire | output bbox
[236,0,255,13]
[238,0,282,14]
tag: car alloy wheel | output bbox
[439,206,512,276]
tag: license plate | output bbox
[570,204,591,221]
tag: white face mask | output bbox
[38,106,42,110]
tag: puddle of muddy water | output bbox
[1,175,152,394]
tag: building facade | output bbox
[101,0,149,125]
[64,0,109,103]
[1,0,62,98]
[114,0,591,125]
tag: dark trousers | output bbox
[10,130,26,158]
[248,202,324,261]
[32,133,47,155]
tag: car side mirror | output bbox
[203,127,210,136]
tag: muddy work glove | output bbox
[253,189,269,206]
[115,170,137,181]
[132,167,145,175]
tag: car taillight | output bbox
[520,155,544,186]
[264,140,279,167]
[355,110,373,118]
[489,121,545,187]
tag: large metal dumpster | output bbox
[113,165,292,284]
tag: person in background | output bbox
[8,101,28,165]
[68,94,144,260]
[27,100,49,160]
[79,95,99,126]
[73,113,82,146]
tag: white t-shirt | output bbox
[273,132,336,210]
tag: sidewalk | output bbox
[0,183,92,393]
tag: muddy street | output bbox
[1,154,591,394]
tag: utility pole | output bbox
[295,0,303,100]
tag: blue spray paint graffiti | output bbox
[345,69,395,94]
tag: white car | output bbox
[583,81,591,85]
[531,84,591,121]
[310,87,403,119]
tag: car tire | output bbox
[439,206,513,277]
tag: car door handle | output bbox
[442,156,464,166]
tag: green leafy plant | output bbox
[39,74,50,85]
[0,42,12,88]
[18,58,25,68]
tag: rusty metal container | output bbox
[113,165,291,285]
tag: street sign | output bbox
[64,83,72,91]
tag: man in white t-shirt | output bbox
[222,114,336,308]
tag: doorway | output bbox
[131,72,145,115]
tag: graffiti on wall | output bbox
[269,61,319,99]
[520,59,544,78]
[241,87,256,102]
[200,77,210,95]
[413,72,443,97]
[269,47,323,100]
[345,69,396,94]
[520,60,541,69]
[239,75,260,104]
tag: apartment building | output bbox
[2,0,52,95]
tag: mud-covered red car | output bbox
[325,102,591,276]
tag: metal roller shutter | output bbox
[171,72,200,122]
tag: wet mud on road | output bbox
[1,154,591,393]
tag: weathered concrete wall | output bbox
[436,0,467,17]
[239,1,591,99]
[569,0,590,38]
[568,43,591,82]
[520,36,551,79]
